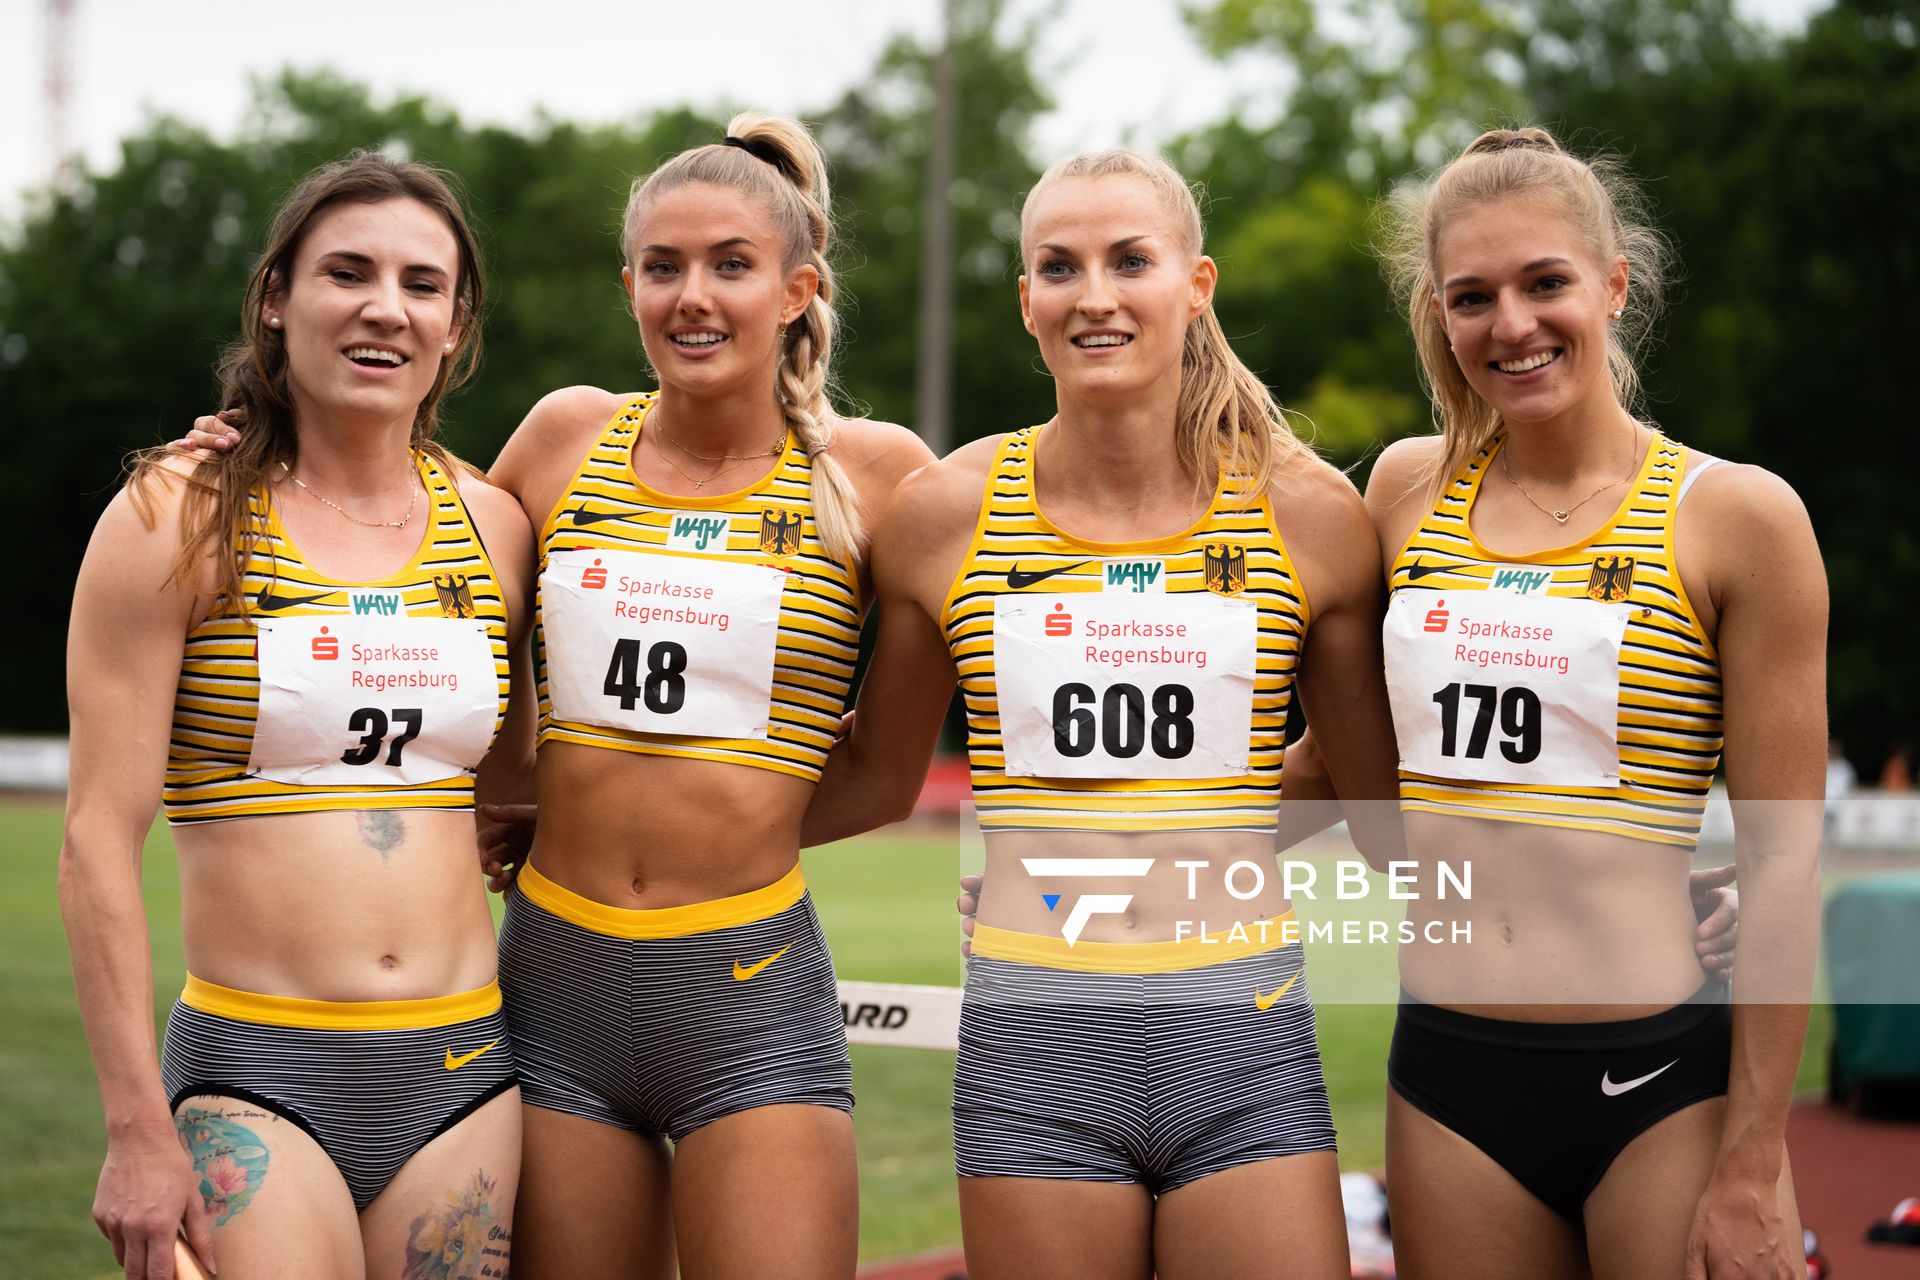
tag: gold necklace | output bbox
[1499,434,1636,525]
[279,461,418,529]
[648,415,784,491]
[655,421,785,464]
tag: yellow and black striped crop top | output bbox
[1387,433,1723,846]
[942,427,1308,833]
[164,453,512,824]
[533,393,862,780]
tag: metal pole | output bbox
[913,0,957,456]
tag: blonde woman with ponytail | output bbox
[471,114,931,1280]
[1354,126,1822,1277]
[801,149,1404,1278]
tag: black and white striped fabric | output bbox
[954,943,1334,1193]
[497,888,853,1139]
[161,1001,515,1209]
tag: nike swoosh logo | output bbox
[1404,561,1449,581]
[253,585,333,611]
[1600,1059,1678,1096]
[1007,561,1090,589]
[568,506,642,527]
[1254,972,1301,1011]
[732,945,793,982]
[444,1039,500,1071]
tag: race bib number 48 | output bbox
[1383,590,1631,788]
[248,616,498,785]
[993,594,1257,779]
[541,547,785,739]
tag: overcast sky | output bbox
[2,0,1829,223]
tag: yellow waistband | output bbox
[972,911,1298,974]
[181,976,501,1031]
[516,860,806,939]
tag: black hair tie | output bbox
[723,135,785,169]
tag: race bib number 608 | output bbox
[994,594,1257,780]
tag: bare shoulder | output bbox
[448,467,535,547]
[826,415,937,502]
[1269,451,1371,544]
[872,433,1004,579]
[506,385,632,456]
[1266,452,1380,610]
[1362,435,1444,517]
[491,384,635,516]
[1681,459,1818,560]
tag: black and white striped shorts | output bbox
[954,930,1334,1194]
[161,977,516,1210]
[497,861,853,1140]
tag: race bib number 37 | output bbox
[541,547,785,740]
[1383,590,1631,788]
[994,594,1257,779]
[248,616,498,785]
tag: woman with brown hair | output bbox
[63,152,534,1279]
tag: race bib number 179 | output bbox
[1383,590,1632,788]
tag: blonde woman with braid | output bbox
[1355,127,1821,1278]
[800,149,1405,1279]
[480,116,928,1279]
[349,115,918,1280]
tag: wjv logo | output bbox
[1020,858,1155,945]
[667,514,731,552]
[1488,567,1553,597]
[1103,559,1165,594]
[349,590,403,616]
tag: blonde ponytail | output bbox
[1021,149,1315,499]
[623,112,863,565]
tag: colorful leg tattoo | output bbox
[402,1170,510,1279]
[174,1107,272,1227]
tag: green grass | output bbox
[1,803,1840,1277]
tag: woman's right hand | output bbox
[957,873,982,958]
[477,802,537,893]
[95,1127,214,1280]
[170,409,244,454]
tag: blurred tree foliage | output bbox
[0,0,1911,767]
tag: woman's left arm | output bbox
[1683,466,1826,1279]
[461,479,540,886]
